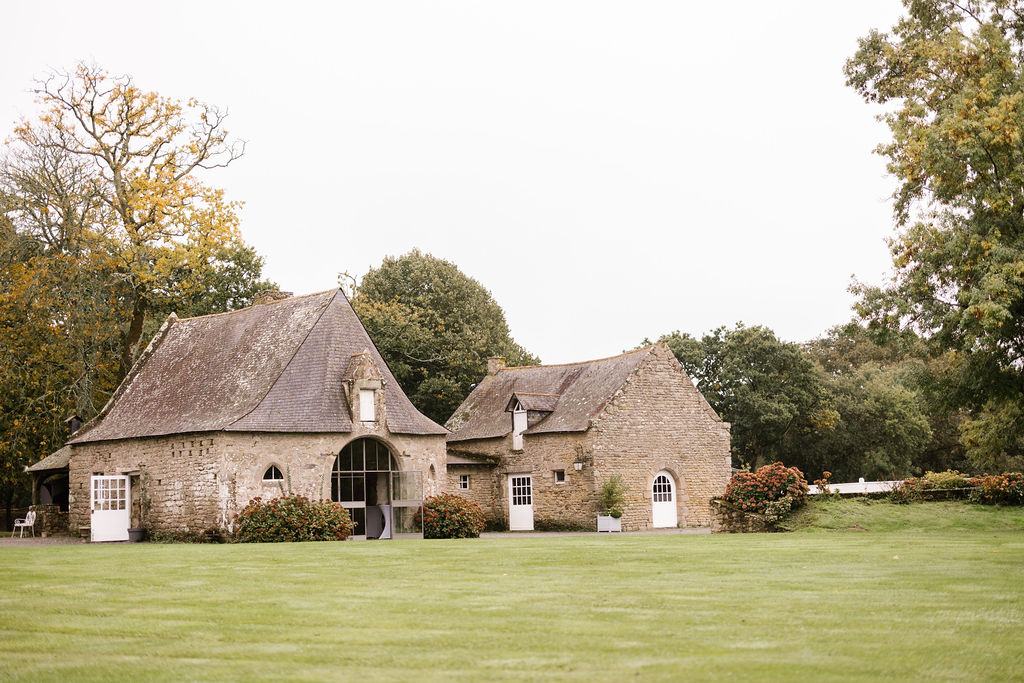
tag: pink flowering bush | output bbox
[234,495,353,542]
[724,462,808,515]
[419,493,486,539]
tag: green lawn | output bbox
[2,510,1023,681]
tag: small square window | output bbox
[554,469,566,484]
[459,474,470,490]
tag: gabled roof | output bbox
[445,347,654,442]
[70,289,446,444]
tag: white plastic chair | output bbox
[13,510,36,538]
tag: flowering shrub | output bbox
[724,462,808,515]
[970,473,1024,505]
[892,470,974,503]
[234,495,353,543]
[923,470,972,489]
[889,477,930,504]
[420,493,486,539]
[813,471,834,495]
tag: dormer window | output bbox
[360,388,376,422]
[512,399,526,450]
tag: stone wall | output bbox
[69,427,447,536]
[709,498,778,533]
[450,434,598,530]
[589,344,731,529]
[446,464,500,518]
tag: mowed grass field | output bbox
[2,502,1023,681]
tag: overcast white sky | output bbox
[2,1,905,364]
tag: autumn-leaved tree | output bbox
[348,250,538,423]
[13,63,248,372]
[0,63,273,521]
[846,0,1024,470]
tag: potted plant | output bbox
[597,475,627,532]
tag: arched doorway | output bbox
[651,471,678,528]
[332,438,397,539]
[331,438,424,539]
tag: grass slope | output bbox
[788,497,1024,533]
[2,518,1022,681]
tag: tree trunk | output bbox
[120,297,148,379]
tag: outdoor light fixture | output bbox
[572,445,592,471]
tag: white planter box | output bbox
[597,515,621,532]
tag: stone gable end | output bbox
[588,344,730,527]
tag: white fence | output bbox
[807,478,902,495]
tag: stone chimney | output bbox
[254,290,294,305]
[487,357,506,375]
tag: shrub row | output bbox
[890,470,1024,505]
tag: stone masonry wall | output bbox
[69,427,447,535]
[445,464,500,518]
[449,434,598,530]
[589,344,731,530]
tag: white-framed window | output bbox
[263,465,284,482]
[359,388,376,422]
[553,469,566,484]
[459,474,470,490]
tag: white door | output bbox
[509,475,534,531]
[652,471,678,528]
[91,475,131,542]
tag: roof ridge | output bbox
[227,290,338,429]
[176,288,340,322]
[501,345,654,371]
[512,391,561,397]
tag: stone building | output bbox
[64,289,447,541]
[444,345,731,531]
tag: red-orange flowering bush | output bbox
[724,462,808,515]
[970,473,1024,505]
[234,495,353,542]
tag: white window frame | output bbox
[553,469,566,484]
[459,474,470,490]
[359,388,376,422]
[263,465,284,482]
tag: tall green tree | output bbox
[846,0,1024,470]
[651,325,834,472]
[349,249,538,424]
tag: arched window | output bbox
[263,465,283,482]
[652,474,673,502]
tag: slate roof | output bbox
[70,289,446,444]
[25,445,72,473]
[507,393,560,413]
[445,347,654,442]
